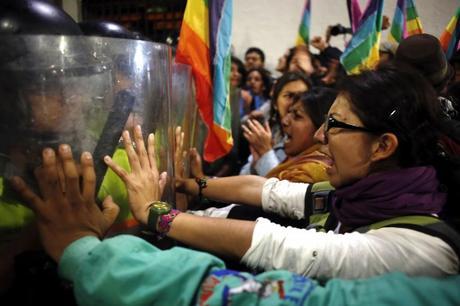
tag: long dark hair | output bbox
[338,63,441,168]
[269,71,312,128]
[339,62,460,228]
[245,67,272,99]
[294,87,337,129]
[231,56,246,88]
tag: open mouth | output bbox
[283,134,291,144]
[323,153,334,168]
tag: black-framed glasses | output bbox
[323,115,377,143]
[325,115,375,133]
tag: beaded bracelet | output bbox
[195,177,208,203]
[156,209,181,239]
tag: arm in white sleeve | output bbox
[261,178,309,219]
[241,218,459,279]
[187,204,237,218]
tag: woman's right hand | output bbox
[104,125,167,226]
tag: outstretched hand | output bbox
[104,125,167,226]
[174,126,187,180]
[189,147,205,179]
[11,145,120,262]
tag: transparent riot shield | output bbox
[87,37,174,204]
[0,35,113,188]
[171,63,197,176]
[0,35,173,237]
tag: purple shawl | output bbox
[333,166,446,229]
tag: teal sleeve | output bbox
[58,236,460,306]
[306,272,460,306]
[59,235,225,306]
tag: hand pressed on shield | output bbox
[189,147,205,179]
[11,145,119,262]
[104,125,167,226]
[174,126,187,180]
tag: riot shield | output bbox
[0,35,114,189]
[0,35,173,236]
[86,37,174,209]
[171,62,196,176]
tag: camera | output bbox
[330,24,352,36]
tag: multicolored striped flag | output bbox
[388,0,406,44]
[405,0,423,36]
[176,0,233,162]
[347,0,363,33]
[340,0,384,74]
[440,7,460,60]
[296,0,311,46]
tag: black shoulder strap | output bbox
[304,181,335,220]
[304,183,314,220]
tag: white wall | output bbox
[232,0,459,73]
[62,0,81,22]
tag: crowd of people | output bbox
[1,0,460,305]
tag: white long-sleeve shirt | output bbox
[241,178,459,279]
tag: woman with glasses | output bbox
[17,63,459,280]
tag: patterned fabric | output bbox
[340,0,384,74]
[295,0,311,46]
[176,0,234,162]
[440,7,460,60]
[265,144,330,183]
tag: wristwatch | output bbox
[147,201,172,231]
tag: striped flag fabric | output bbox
[340,0,384,74]
[176,0,233,162]
[388,0,406,44]
[347,0,363,33]
[296,0,311,46]
[405,0,423,36]
[440,7,460,60]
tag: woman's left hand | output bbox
[242,119,272,157]
[104,125,167,226]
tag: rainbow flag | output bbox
[440,7,460,60]
[296,0,310,46]
[405,0,423,36]
[388,0,406,44]
[347,0,363,33]
[176,0,233,162]
[340,0,384,74]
